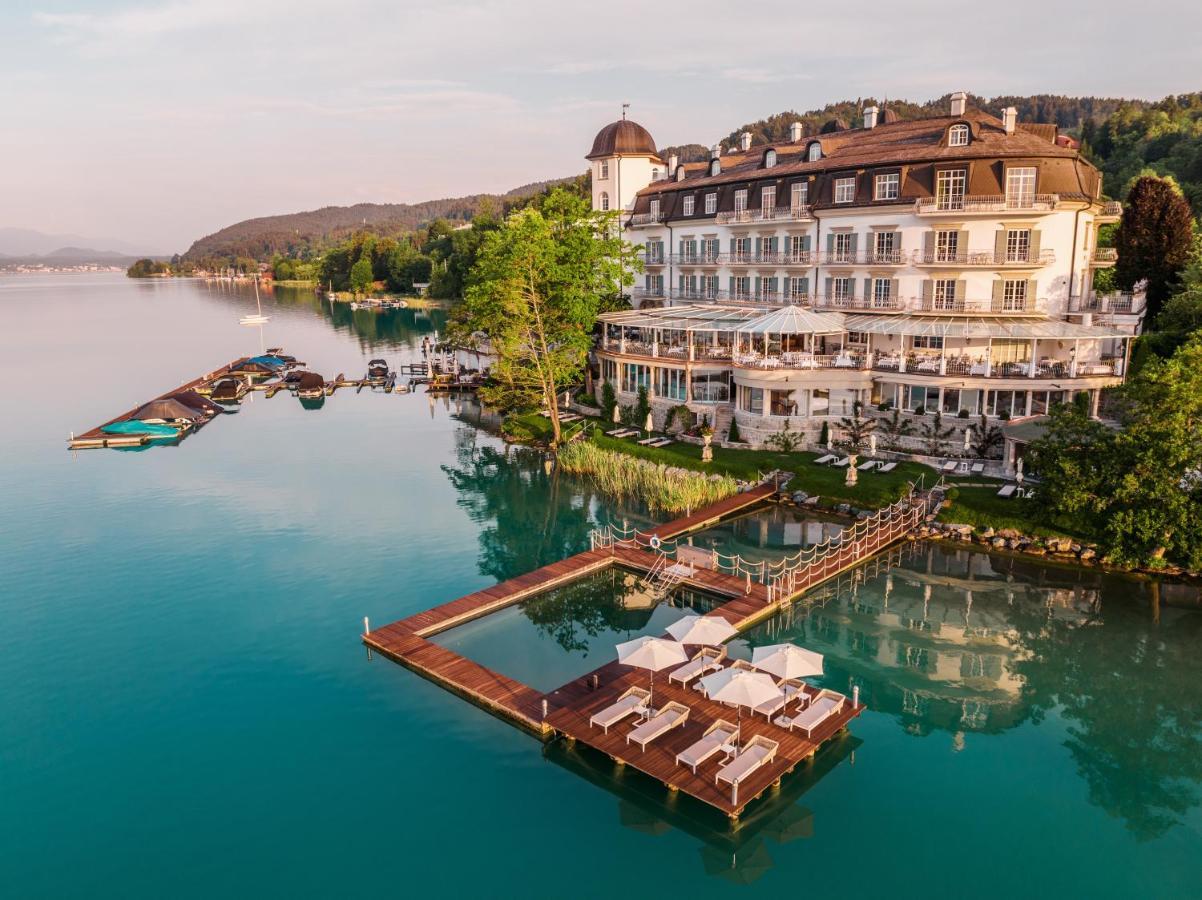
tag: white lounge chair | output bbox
[669,646,727,685]
[813,454,835,465]
[997,484,1017,498]
[626,701,690,751]
[778,690,846,737]
[877,462,898,473]
[857,459,879,471]
[971,462,985,474]
[589,686,650,733]
[694,659,756,697]
[676,720,737,774]
[649,438,674,448]
[716,735,779,786]
[753,679,805,719]
[605,428,635,437]
[940,460,957,473]
[636,436,661,445]
[833,457,851,468]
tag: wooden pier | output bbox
[363,481,941,817]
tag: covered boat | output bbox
[229,360,279,377]
[247,354,289,369]
[169,389,224,416]
[210,377,247,402]
[101,420,180,437]
[130,398,205,424]
[367,358,389,378]
[295,372,326,399]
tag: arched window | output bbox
[948,124,969,147]
[807,142,822,162]
[599,192,610,211]
[651,168,660,181]
[763,149,777,168]
[709,159,721,177]
[676,167,686,182]
[599,160,609,179]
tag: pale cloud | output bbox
[33,0,275,41]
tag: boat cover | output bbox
[101,420,180,437]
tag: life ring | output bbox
[649,535,662,550]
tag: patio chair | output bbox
[589,686,651,733]
[715,735,779,786]
[877,462,898,473]
[996,484,1017,498]
[668,646,727,686]
[776,689,846,737]
[813,454,836,465]
[626,702,690,751]
[675,720,738,774]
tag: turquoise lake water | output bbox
[2,273,1201,897]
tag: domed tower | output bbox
[586,115,662,216]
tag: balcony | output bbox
[916,296,1045,315]
[1090,247,1118,267]
[913,249,1056,267]
[630,287,666,302]
[871,350,1122,379]
[715,205,813,225]
[1068,291,1146,318]
[811,294,905,313]
[642,253,666,267]
[670,253,721,266]
[722,252,812,267]
[734,351,869,371]
[914,194,1059,216]
[629,211,664,226]
[817,250,906,266]
[1097,200,1123,222]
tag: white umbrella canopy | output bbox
[612,404,621,424]
[750,643,824,681]
[708,670,783,747]
[644,411,654,432]
[616,636,689,708]
[666,613,737,646]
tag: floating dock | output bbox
[359,482,939,818]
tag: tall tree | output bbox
[456,188,638,447]
[1114,175,1195,319]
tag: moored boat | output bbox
[295,372,326,400]
[210,377,248,403]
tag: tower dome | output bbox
[587,119,659,160]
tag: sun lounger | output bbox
[941,460,957,473]
[716,735,779,786]
[877,462,897,473]
[637,436,661,445]
[675,720,738,774]
[626,701,690,751]
[589,686,650,733]
[753,679,805,719]
[971,462,985,474]
[833,457,851,468]
[649,438,674,448]
[669,646,727,685]
[777,689,846,737]
[857,459,879,471]
[605,427,634,437]
[997,484,1017,498]
[559,413,581,422]
[813,454,835,465]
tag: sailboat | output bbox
[326,280,336,301]
[240,279,270,326]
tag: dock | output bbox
[365,481,939,817]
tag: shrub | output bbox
[818,421,830,446]
[601,380,616,420]
[765,418,804,452]
[557,442,738,514]
[574,389,599,409]
[877,401,892,411]
[914,404,926,416]
[728,417,742,443]
[956,409,969,419]
[634,386,651,427]
[664,404,695,433]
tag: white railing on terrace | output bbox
[914,194,1059,214]
[1068,291,1144,316]
[810,294,905,312]
[916,296,1045,314]
[1091,248,1118,263]
[716,205,813,224]
[914,249,1056,266]
[818,251,906,265]
[630,211,664,226]
[1099,200,1123,217]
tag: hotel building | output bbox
[586,94,1143,464]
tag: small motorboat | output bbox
[210,377,248,403]
[367,358,390,379]
[295,372,326,400]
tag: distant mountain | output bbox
[183,176,578,261]
[0,227,159,258]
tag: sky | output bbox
[1,0,1200,254]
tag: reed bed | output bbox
[557,441,739,514]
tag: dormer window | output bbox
[763,148,777,168]
[709,159,721,177]
[807,142,822,162]
[948,124,970,147]
[682,195,695,216]
[599,160,609,179]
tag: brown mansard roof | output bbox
[640,109,1092,196]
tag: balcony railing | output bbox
[1091,247,1118,265]
[642,253,666,266]
[914,194,1059,215]
[722,251,812,266]
[818,250,906,266]
[914,249,1056,267]
[669,253,721,266]
[872,350,1122,379]
[811,294,905,312]
[1098,200,1123,219]
[630,211,664,226]
[716,205,813,225]
[1068,291,1145,316]
[917,296,1044,314]
[734,351,869,371]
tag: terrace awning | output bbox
[840,314,1128,340]
[737,305,845,335]
[599,304,770,333]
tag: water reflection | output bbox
[688,504,847,564]
[269,284,449,351]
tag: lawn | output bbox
[936,485,1084,540]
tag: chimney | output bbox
[711,144,723,159]
[739,131,752,152]
[1003,107,1017,134]
[863,105,879,129]
[949,91,967,117]
[668,153,679,175]
[789,121,804,142]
